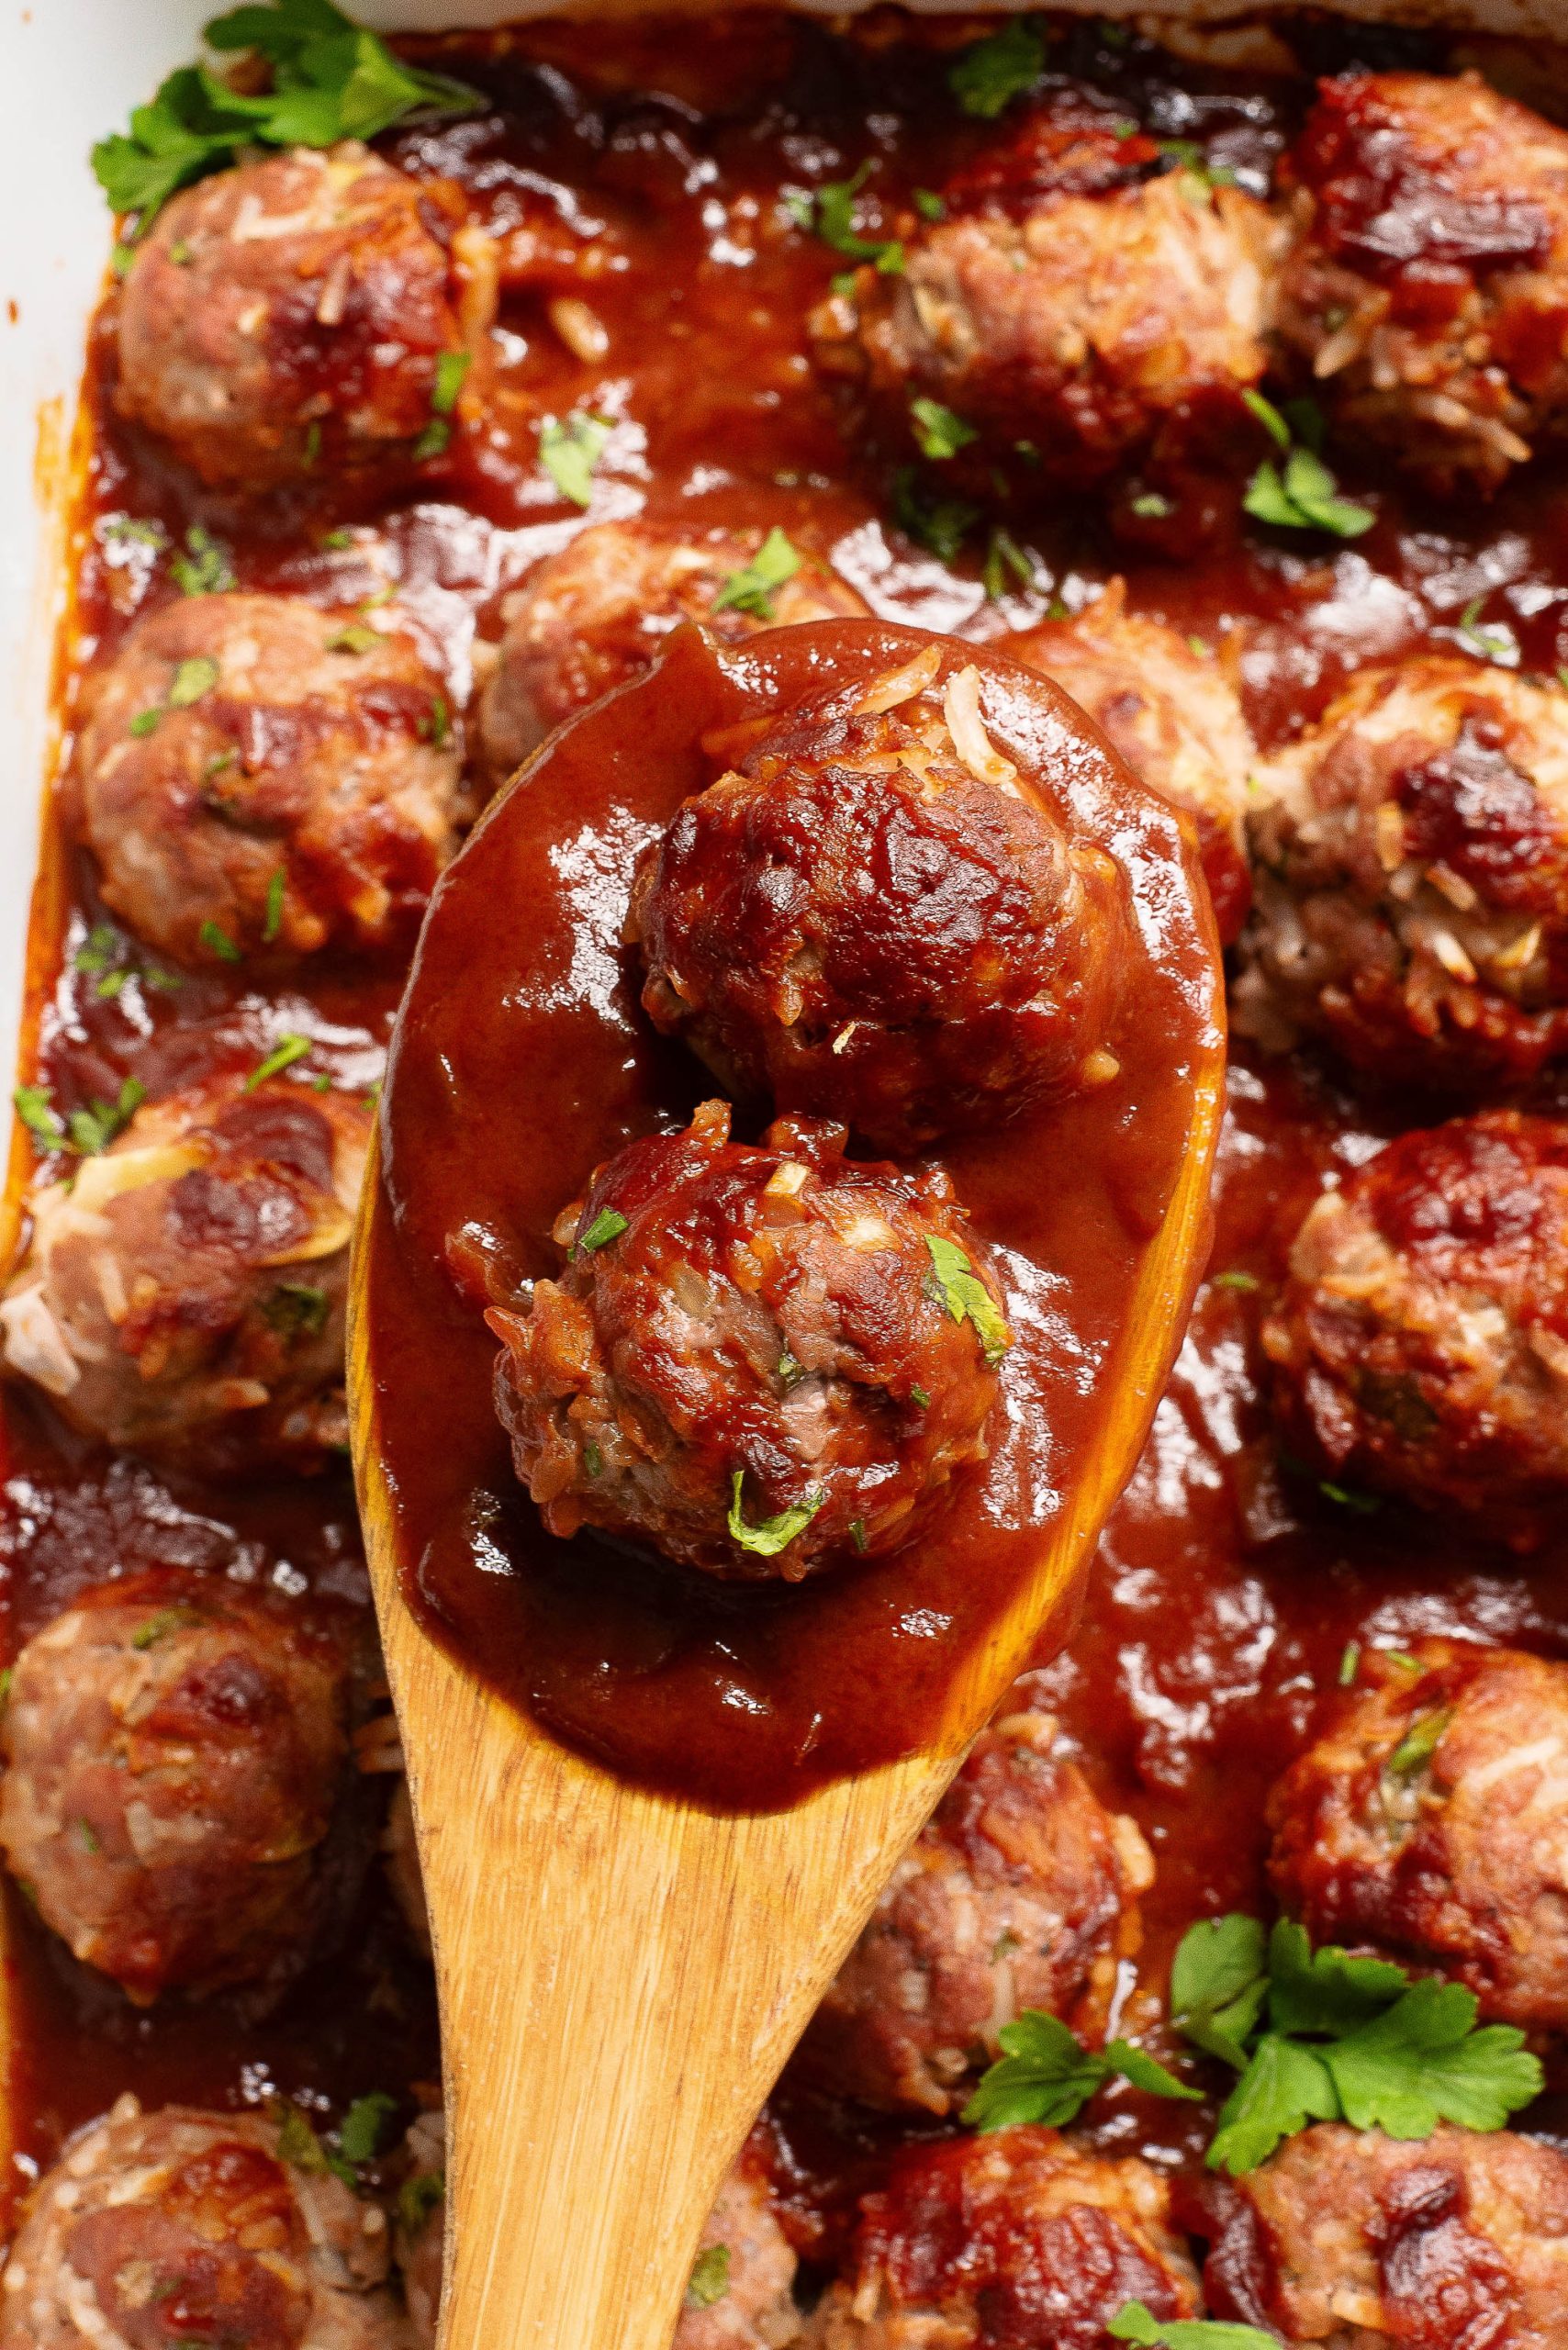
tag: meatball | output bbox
[812,94,1278,526]
[797,1707,1154,2114]
[115,142,470,493]
[627,642,1126,1151]
[1262,1113,1568,1523]
[70,593,464,968]
[0,2096,400,2350]
[1266,1639,1568,2036]
[393,2121,798,2350]
[803,2128,1201,2348]
[1274,72,1568,493]
[488,1098,1007,1581]
[1009,581,1255,943]
[384,1778,432,1960]
[1202,2121,1568,2345]
[0,1073,368,1470]
[1235,658,1568,1093]
[0,1570,359,2004]
[477,519,869,778]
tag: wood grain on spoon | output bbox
[348,621,1226,2349]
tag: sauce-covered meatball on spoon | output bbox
[348,618,1224,2350]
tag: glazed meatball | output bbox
[1010,581,1255,943]
[115,142,470,493]
[0,1074,368,1470]
[1267,1639,1568,2036]
[384,1778,432,1960]
[0,2096,400,2350]
[393,2121,798,2350]
[489,1098,1007,1581]
[1262,1113,1568,1523]
[70,593,463,968]
[628,643,1126,1151]
[0,1570,359,2004]
[812,94,1278,526]
[1274,73,1568,494]
[797,1707,1154,2114]
[803,2128,1201,2348]
[1202,2121,1568,2345]
[477,519,869,778]
[1236,658,1568,1092]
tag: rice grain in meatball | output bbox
[1263,1113,1568,1524]
[70,592,464,968]
[1267,1639,1568,2036]
[0,1571,361,2005]
[115,142,473,493]
[489,1099,1008,1580]
[629,643,1126,1151]
[797,1706,1154,2113]
[0,2096,400,2350]
[0,1074,369,1470]
[803,2127,1201,2347]
[1236,658,1568,1093]
[812,94,1279,530]
[1010,581,1255,942]
[1274,72,1568,493]
[478,518,869,778]
[1202,2121,1568,2346]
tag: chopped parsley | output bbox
[93,0,480,230]
[101,513,168,550]
[685,2245,731,2309]
[0,1669,11,1713]
[131,1605,205,1651]
[13,1087,68,1152]
[1130,492,1173,520]
[1338,1639,1361,1687]
[338,2091,398,2166]
[891,466,980,565]
[327,621,385,655]
[420,694,452,748]
[924,1235,1011,1364]
[264,1282,330,1338]
[787,162,904,276]
[727,1473,824,1558]
[168,653,219,707]
[413,416,452,463]
[171,524,236,597]
[274,2100,346,2183]
[1157,139,1238,190]
[1110,2308,1276,2348]
[712,528,802,621]
[1319,1478,1380,1515]
[73,923,120,977]
[248,1032,312,1090]
[982,528,1036,601]
[263,867,286,944]
[849,1518,868,1553]
[1171,1915,1542,2176]
[948,17,1047,118]
[76,1818,102,1854]
[913,188,946,222]
[1455,594,1520,669]
[1386,1707,1452,1783]
[66,1077,147,1156]
[199,918,243,963]
[578,1207,629,1252]
[962,2009,1200,2132]
[399,2168,445,2232]
[910,1384,931,1410]
[540,411,612,509]
[432,348,470,416]
[1242,394,1373,540]
[910,397,978,464]
[128,709,162,738]
[1210,1270,1259,1293]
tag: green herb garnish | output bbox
[686,2245,731,2309]
[712,528,802,622]
[66,1077,147,1156]
[925,1235,1011,1363]
[168,654,219,707]
[891,467,980,565]
[1456,595,1520,669]
[982,528,1035,601]
[248,1033,311,1090]
[171,523,236,597]
[910,397,978,464]
[131,1606,206,1651]
[263,867,286,945]
[787,162,904,276]
[962,2009,1200,2132]
[199,918,243,962]
[539,411,612,509]
[398,2169,445,2232]
[1110,2306,1277,2348]
[432,348,470,416]
[948,17,1046,118]
[579,1208,629,1252]
[727,1473,824,1558]
[326,621,384,655]
[1242,396,1373,540]
[338,2091,398,2166]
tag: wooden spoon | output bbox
[346,625,1226,2350]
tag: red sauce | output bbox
[9,0,1568,2275]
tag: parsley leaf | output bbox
[131,1606,206,1651]
[431,348,470,416]
[711,528,802,621]
[578,1208,628,1252]
[337,2090,398,2166]
[1208,2031,1338,2175]
[399,2169,445,2232]
[962,2010,1199,2132]
[727,1473,824,1558]
[910,397,979,463]
[248,1033,311,1090]
[199,917,243,963]
[168,654,219,707]
[1455,595,1520,669]
[539,412,612,509]
[949,17,1046,118]
[788,163,904,275]
[66,1077,147,1157]
[13,1086,67,1151]
[1244,444,1373,541]
[1170,1912,1269,2070]
[982,528,1036,601]
[1326,1980,1540,2139]
[263,867,286,945]
[171,523,236,597]
[1110,2304,1278,2347]
[891,467,980,565]
[924,1235,1011,1364]
[686,2245,731,2309]
[94,1,480,230]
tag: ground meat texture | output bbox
[796,1707,1154,2115]
[477,518,869,778]
[488,1098,1006,1581]
[0,2096,399,2350]
[1234,659,1568,1094]
[627,643,1126,1152]
[114,142,470,493]
[1009,581,1255,944]
[1266,1639,1568,2037]
[1262,1113,1568,1524]
[0,1570,358,2004]
[803,2128,1200,2349]
[1202,2121,1568,2346]
[393,2121,798,2350]
[812,94,1278,532]
[1273,73,1568,494]
[69,592,463,968]
[0,1074,368,1471]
